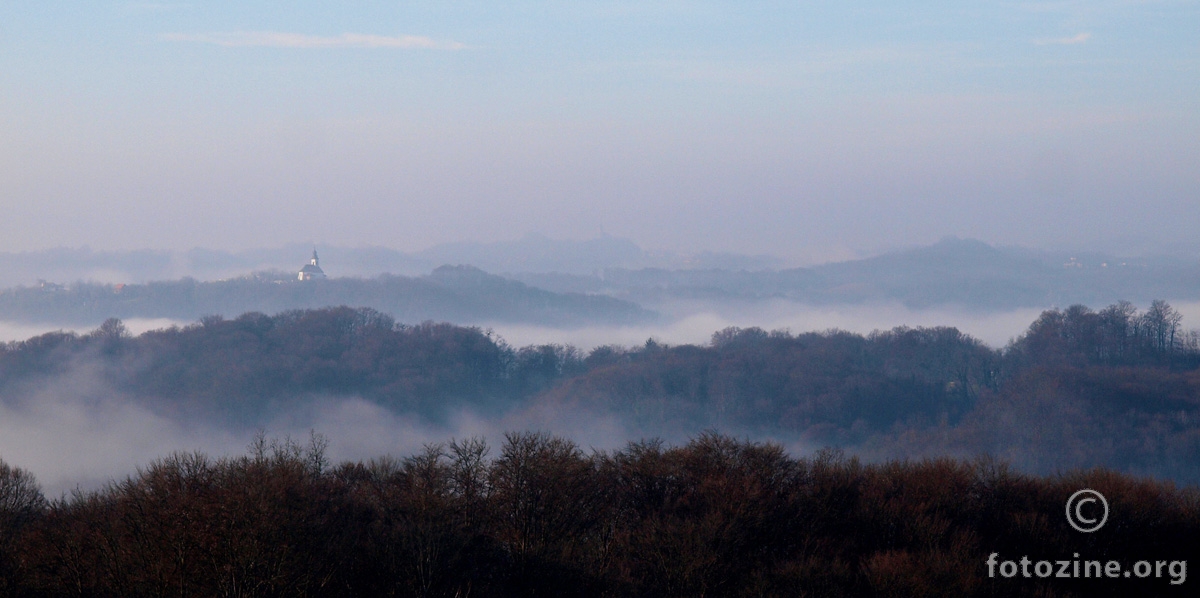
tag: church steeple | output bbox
[298,248,326,281]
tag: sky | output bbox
[1,1,1198,262]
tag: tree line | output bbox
[1,433,1197,597]
[548,300,1200,479]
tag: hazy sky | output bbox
[2,1,1197,261]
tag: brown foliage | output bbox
[3,434,1199,597]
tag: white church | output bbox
[298,249,326,281]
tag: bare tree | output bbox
[0,460,44,519]
[0,459,45,593]
[1142,299,1183,354]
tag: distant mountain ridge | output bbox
[515,237,1200,310]
[2,237,1197,319]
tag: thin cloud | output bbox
[125,2,191,9]
[1032,32,1092,45]
[159,31,466,50]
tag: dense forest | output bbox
[0,434,1195,596]
[2,301,1200,595]
[1,300,1199,481]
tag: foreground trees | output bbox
[0,462,45,595]
[1,434,1198,597]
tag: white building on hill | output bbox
[298,249,326,281]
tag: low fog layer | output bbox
[0,318,183,343]
[2,301,1199,495]
[496,298,1200,352]
[9,298,1199,353]
[0,390,633,498]
[0,305,1046,351]
[7,239,1200,340]
[490,301,1048,351]
[0,302,1052,494]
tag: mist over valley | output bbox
[4,3,1199,592]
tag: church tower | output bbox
[298,249,326,281]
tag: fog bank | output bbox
[490,300,1049,351]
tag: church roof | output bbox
[299,249,325,277]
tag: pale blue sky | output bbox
[1,1,1197,261]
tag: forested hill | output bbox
[0,265,653,328]
[3,301,1199,481]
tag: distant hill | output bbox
[5,237,1198,315]
[516,237,1200,310]
[0,266,655,328]
[0,234,782,286]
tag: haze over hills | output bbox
[520,237,1200,311]
[0,265,654,329]
[4,3,1198,592]
[1,237,1198,336]
[0,234,784,287]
